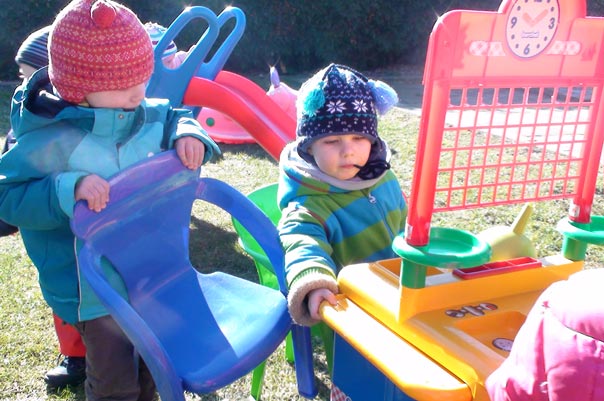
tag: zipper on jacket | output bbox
[365,189,396,239]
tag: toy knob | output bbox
[512,203,533,235]
[477,203,537,261]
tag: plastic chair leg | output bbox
[250,331,294,400]
[291,325,318,399]
[285,331,294,363]
[317,323,334,374]
[250,360,267,400]
[250,327,329,399]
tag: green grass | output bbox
[2,78,604,401]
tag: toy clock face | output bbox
[506,0,560,58]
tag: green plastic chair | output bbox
[232,183,334,400]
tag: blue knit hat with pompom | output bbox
[296,64,398,179]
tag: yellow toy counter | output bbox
[320,256,582,401]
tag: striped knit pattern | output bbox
[48,0,154,103]
[15,26,50,70]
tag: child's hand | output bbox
[75,175,110,213]
[175,136,205,170]
[308,288,338,321]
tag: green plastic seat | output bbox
[232,183,334,400]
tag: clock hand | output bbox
[522,12,534,26]
[532,9,548,26]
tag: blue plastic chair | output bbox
[70,151,294,401]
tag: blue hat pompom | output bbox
[300,81,326,117]
[368,79,399,115]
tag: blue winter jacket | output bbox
[0,67,220,323]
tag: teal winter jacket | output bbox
[277,142,407,325]
[0,67,220,323]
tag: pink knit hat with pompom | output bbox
[48,0,154,103]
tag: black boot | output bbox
[0,220,17,237]
[45,355,86,389]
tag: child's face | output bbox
[308,133,372,180]
[18,63,37,80]
[84,82,147,109]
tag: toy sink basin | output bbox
[393,226,492,288]
[557,215,604,244]
[393,226,492,270]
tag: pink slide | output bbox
[184,71,296,161]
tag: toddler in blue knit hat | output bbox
[278,64,406,325]
[277,63,407,398]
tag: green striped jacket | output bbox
[277,143,407,325]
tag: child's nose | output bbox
[341,141,355,155]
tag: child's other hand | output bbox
[75,175,110,213]
[308,288,338,321]
[175,137,205,170]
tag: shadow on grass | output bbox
[47,384,85,400]
[189,214,259,283]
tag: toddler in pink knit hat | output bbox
[2,1,220,400]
